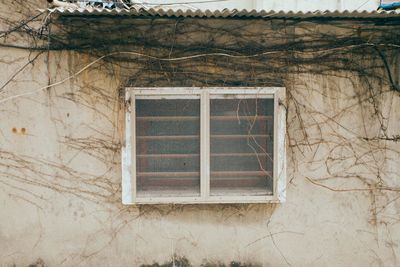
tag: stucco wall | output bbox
[1,4,400,266]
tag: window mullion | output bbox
[131,91,137,203]
[122,89,134,204]
[200,90,210,199]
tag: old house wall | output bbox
[1,2,400,266]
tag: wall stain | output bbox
[28,258,45,267]
[11,127,27,135]
[140,256,261,267]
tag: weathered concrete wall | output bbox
[1,3,400,266]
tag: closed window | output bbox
[122,88,286,204]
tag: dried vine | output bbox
[1,1,400,266]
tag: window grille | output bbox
[122,88,286,204]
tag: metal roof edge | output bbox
[42,7,400,18]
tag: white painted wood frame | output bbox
[122,87,286,204]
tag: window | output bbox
[122,88,286,204]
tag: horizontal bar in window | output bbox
[136,116,199,121]
[211,178,270,188]
[211,171,271,177]
[138,178,200,187]
[136,135,200,140]
[210,134,270,139]
[210,189,273,197]
[210,95,274,99]
[210,153,270,157]
[137,171,200,177]
[137,153,200,158]
[136,153,271,158]
[139,177,271,189]
[137,171,270,178]
[135,95,200,100]
[210,115,273,121]
[137,115,273,121]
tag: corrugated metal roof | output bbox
[46,7,400,18]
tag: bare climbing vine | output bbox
[1,0,400,266]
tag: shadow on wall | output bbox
[24,256,262,267]
[135,203,278,226]
[140,255,262,267]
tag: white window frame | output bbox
[122,87,286,204]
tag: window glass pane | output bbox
[136,99,200,197]
[210,98,274,196]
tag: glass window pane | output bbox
[210,98,274,196]
[136,99,200,197]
